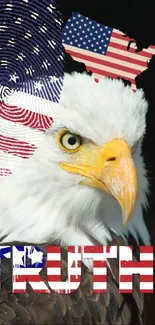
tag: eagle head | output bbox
[0,72,150,248]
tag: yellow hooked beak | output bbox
[60,139,138,225]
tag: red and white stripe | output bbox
[63,29,155,91]
[83,246,117,293]
[12,246,49,294]
[119,246,154,293]
[47,246,81,294]
[0,92,59,176]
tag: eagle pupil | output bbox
[68,136,76,145]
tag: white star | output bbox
[47,3,56,12]
[33,46,40,54]
[6,3,13,10]
[25,66,34,76]
[31,12,39,20]
[27,248,43,265]
[15,17,22,24]
[16,53,26,61]
[34,81,43,91]
[25,31,32,39]
[42,60,51,69]
[13,247,25,266]
[9,73,19,83]
[49,76,59,82]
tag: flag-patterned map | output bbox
[63,12,155,90]
[1,10,155,177]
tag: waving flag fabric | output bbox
[0,0,64,176]
[62,12,155,90]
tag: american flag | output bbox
[63,12,155,90]
[12,245,48,293]
[0,0,64,176]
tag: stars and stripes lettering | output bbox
[83,246,117,293]
[119,246,154,293]
[12,246,49,293]
[47,246,81,294]
[0,245,154,293]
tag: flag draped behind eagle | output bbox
[0,0,64,176]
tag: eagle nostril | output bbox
[106,157,116,162]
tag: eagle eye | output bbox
[58,130,82,152]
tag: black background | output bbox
[57,1,155,323]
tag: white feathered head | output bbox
[0,73,150,247]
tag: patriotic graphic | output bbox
[12,245,49,293]
[0,245,154,294]
[47,246,81,294]
[119,246,154,293]
[0,246,11,259]
[83,246,117,293]
[0,1,64,176]
[63,12,155,90]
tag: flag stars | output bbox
[24,31,32,39]
[15,17,22,24]
[48,40,56,48]
[27,248,43,265]
[40,25,47,33]
[31,12,39,19]
[16,52,26,61]
[25,66,34,76]
[6,3,13,10]
[42,60,51,69]
[33,46,40,54]
[9,73,19,83]
[34,81,43,91]
[47,3,56,13]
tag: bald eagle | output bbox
[0,73,150,324]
